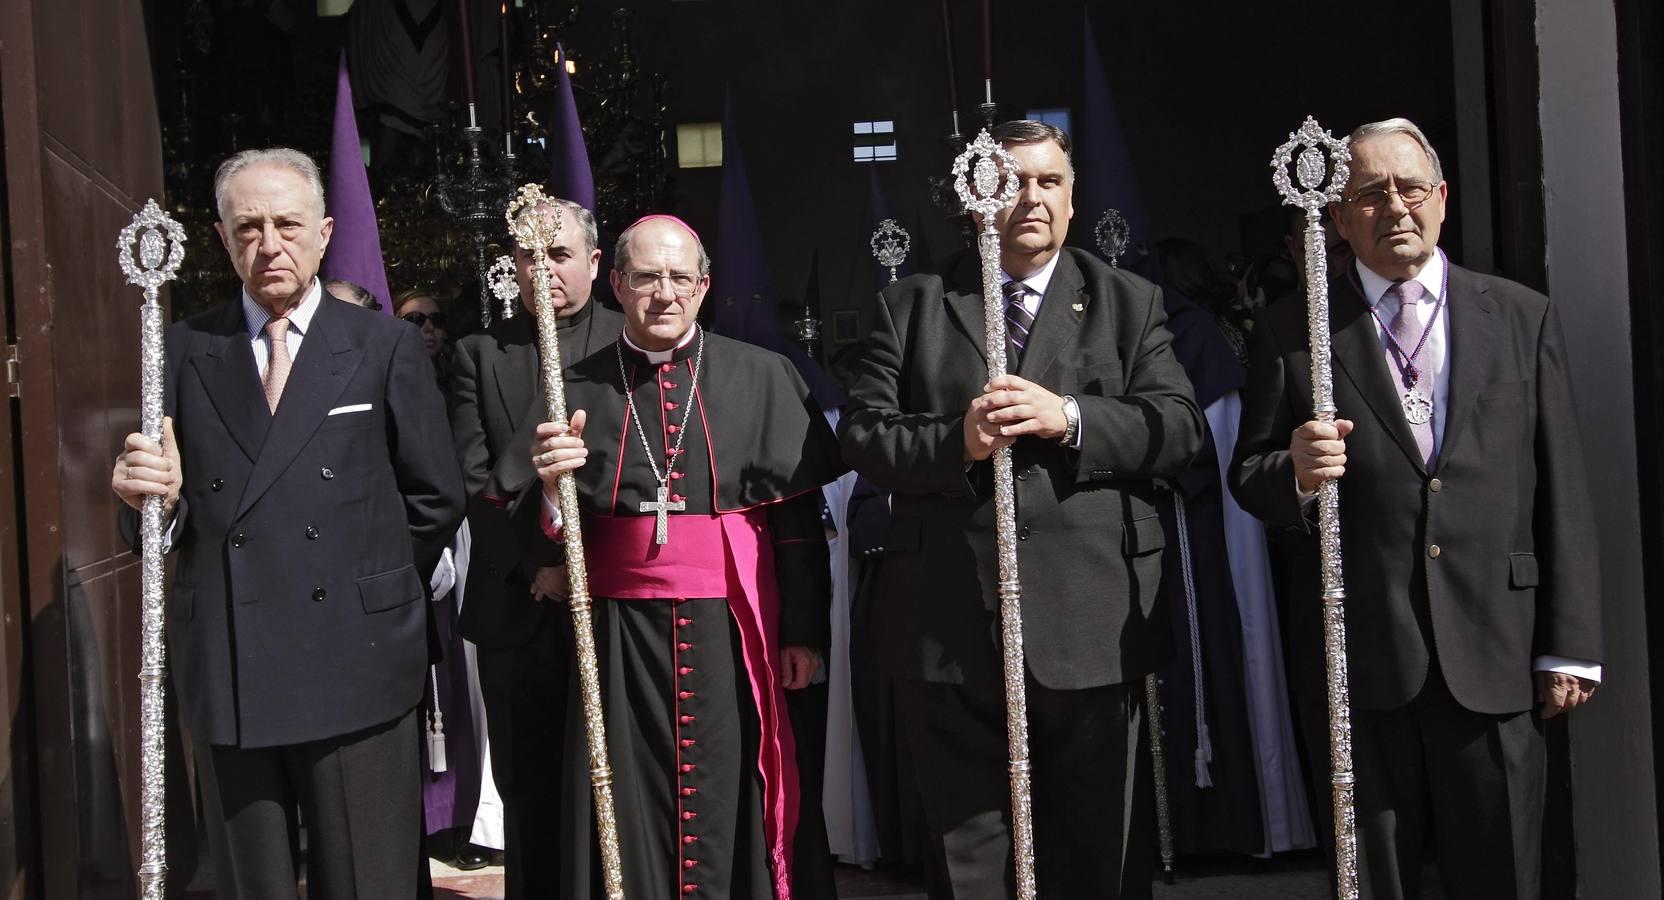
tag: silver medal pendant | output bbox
[1403,386,1433,425]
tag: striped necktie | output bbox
[1003,280,1036,366]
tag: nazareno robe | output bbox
[520,327,845,900]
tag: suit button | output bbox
[210,478,225,492]
[1016,469,1028,481]
[305,525,319,540]
[1427,544,1441,559]
[1018,525,1031,541]
[312,587,327,602]
[231,532,246,548]
[1428,478,1443,492]
[320,467,334,480]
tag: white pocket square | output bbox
[327,403,373,416]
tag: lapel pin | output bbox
[1071,302,1085,312]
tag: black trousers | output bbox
[474,610,569,899]
[896,675,1153,900]
[1297,664,1546,899]
[195,706,421,900]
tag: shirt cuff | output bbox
[1533,656,1603,684]
[429,547,456,599]
[158,507,180,553]
[541,492,565,542]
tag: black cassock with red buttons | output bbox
[536,327,845,900]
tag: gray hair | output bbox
[991,119,1074,178]
[1349,118,1444,182]
[214,147,327,221]
[613,217,712,277]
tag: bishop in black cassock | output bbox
[524,215,845,900]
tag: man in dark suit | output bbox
[1229,118,1603,900]
[836,120,1203,900]
[111,148,465,898]
[446,197,622,897]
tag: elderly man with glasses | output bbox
[1230,118,1604,899]
[519,213,846,899]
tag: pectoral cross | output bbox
[640,484,686,545]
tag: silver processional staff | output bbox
[951,128,1039,900]
[1270,115,1358,900]
[118,198,186,900]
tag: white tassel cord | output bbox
[427,664,447,773]
[1170,493,1214,788]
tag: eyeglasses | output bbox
[401,311,447,329]
[623,270,701,296]
[1344,182,1437,212]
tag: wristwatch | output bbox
[1059,394,1081,447]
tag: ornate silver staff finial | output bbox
[1094,208,1131,268]
[505,183,562,251]
[119,199,187,304]
[1271,116,1350,214]
[952,126,1039,900]
[952,128,1021,222]
[869,218,912,284]
[488,254,519,320]
[118,198,186,900]
[505,183,627,900]
[1270,116,1360,900]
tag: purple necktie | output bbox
[1384,280,1435,465]
[1003,280,1035,365]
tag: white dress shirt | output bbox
[242,278,325,378]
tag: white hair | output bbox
[214,148,327,221]
[1349,118,1444,182]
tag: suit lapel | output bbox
[1433,265,1498,466]
[193,302,269,463]
[1017,251,1086,382]
[1328,275,1427,472]
[236,296,363,518]
[941,253,989,367]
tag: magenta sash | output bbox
[586,511,799,899]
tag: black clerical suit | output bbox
[121,289,465,898]
[838,247,1203,899]
[1228,261,1603,899]
[447,301,623,897]
[510,328,844,900]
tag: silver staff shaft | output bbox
[120,198,183,900]
[510,185,625,900]
[1270,116,1356,900]
[1144,673,1176,883]
[137,297,168,900]
[977,226,1038,900]
[1304,212,1359,900]
[529,261,626,900]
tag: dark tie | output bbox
[1003,280,1036,366]
[1383,281,1435,465]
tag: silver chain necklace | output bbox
[616,328,706,544]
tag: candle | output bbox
[456,0,478,107]
[981,0,991,80]
[499,2,514,146]
[940,0,959,125]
